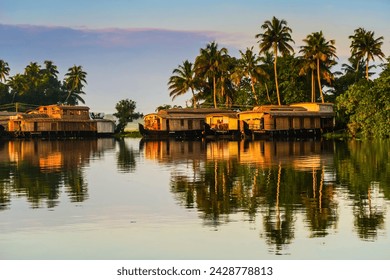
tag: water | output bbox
[0,138,389,259]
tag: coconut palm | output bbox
[194,41,229,108]
[349,28,385,80]
[7,74,28,102]
[341,56,373,81]
[0,59,10,83]
[300,31,337,103]
[24,62,42,88]
[43,60,59,79]
[236,47,268,105]
[298,54,317,102]
[255,16,294,105]
[218,56,237,108]
[64,65,87,104]
[258,51,274,103]
[168,60,199,108]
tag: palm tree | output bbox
[300,31,337,103]
[0,59,10,83]
[64,65,87,104]
[256,16,294,105]
[43,60,59,79]
[236,47,268,105]
[258,51,274,103]
[341,56,372,81]
[298,54,317,102]
[7,74,28,102]
[349,28,385,80]
[194,41,228,108]
[24,62,42,89]
[168,60,199,108]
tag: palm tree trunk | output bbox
[265,83,271,103]
[251,81,258,105]
[213,76,217,108]
[365,54,370,80]
[311,69,315,102]
[317,59,324,103]
[191,89,197,108]
[65,90,72,104]
[274,45,281,105]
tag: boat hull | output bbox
[139,123,203,140]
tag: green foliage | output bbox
[0,60,87,108]
[336,64,390,138]
[113,99,143,133]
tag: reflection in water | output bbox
[140,139,389,253]
[335,140,388,241]
[0,139,115,210]
[1,138,388,258]
[116,139,139,173]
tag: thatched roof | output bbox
[38,104,90,111]
[146,108,235,119]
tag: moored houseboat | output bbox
[5,104,115,138]
[139,103,335,140]
[139,107,233,139]
[204,111,240,139]
[239,103,335,139]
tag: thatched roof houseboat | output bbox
[239,103,335,139]
[204,111,240,139]
[139,107,233,139]
[5,104,115,138]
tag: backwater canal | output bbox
[0,138,389,259]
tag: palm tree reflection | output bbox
[116,139,138,173]
[143,139,340,252]
[0,139,115,209]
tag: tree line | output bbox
[0,60,87,109]
[168,16,389,137]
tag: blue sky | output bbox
[1,0,389,114]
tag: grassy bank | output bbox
[114,131,142,138]
[323,129,353,140]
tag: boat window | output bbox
[188,120,193,130]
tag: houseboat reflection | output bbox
[0,139,115,209]
[140,139,338,252]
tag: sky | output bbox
[0,0,389,114]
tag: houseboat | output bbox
[204,111,240,139]
[239,103,335,139]
[139,103,335,140]
[5,104,115,138]
[139,107,233,139]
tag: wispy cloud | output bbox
[0,23,231,113]
[1,24,220,49]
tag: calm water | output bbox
[0,138,389,260]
